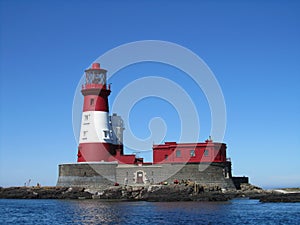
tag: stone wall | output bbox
[57,162,117,189]
[232,176,249,189]
[57,162,237,190]
[163,163,236,189]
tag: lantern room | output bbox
[82,63,109,91]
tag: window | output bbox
[103,130,109,138]
[204,149,209,156]
[82,131,88,140]
[84,115,89,121]
[190,150,195,157]
[90,98,94,106]
[176,150,181,157]
[165,155,168,160]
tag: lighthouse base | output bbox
[57,162,241,190]
[57,162,118,189]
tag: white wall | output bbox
[79,111,112,143]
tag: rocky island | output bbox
[3,64,298,204]
[1,184,299,202]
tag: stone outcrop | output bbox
[0,187,93,199]
[144,185,229,201]
[3,185,298,202]
[259,193,300,203]
[222,183,267,199]
[0,184,228,201]
[90,184,229,201]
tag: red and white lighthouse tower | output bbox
[77,63,113,162]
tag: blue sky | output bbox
[0,0,299,188]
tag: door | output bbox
[136,171,144,184]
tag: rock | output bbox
[98,186,123,199]
[0,187,93,199]
[61,187,93,199]
[240,183,262,191]
[144,185,194,201]
[0,184,236,201]
[0,187,38,199]
[259,193,300,203]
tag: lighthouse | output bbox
[57,59,246,190]
[77,63,114,162]
[75,63,229,167]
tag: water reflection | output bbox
[152,201,230,211]
[1,199,299,225]
[63,200,232,224]
[64,200,122,224]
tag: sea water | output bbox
[0,199,299,224]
